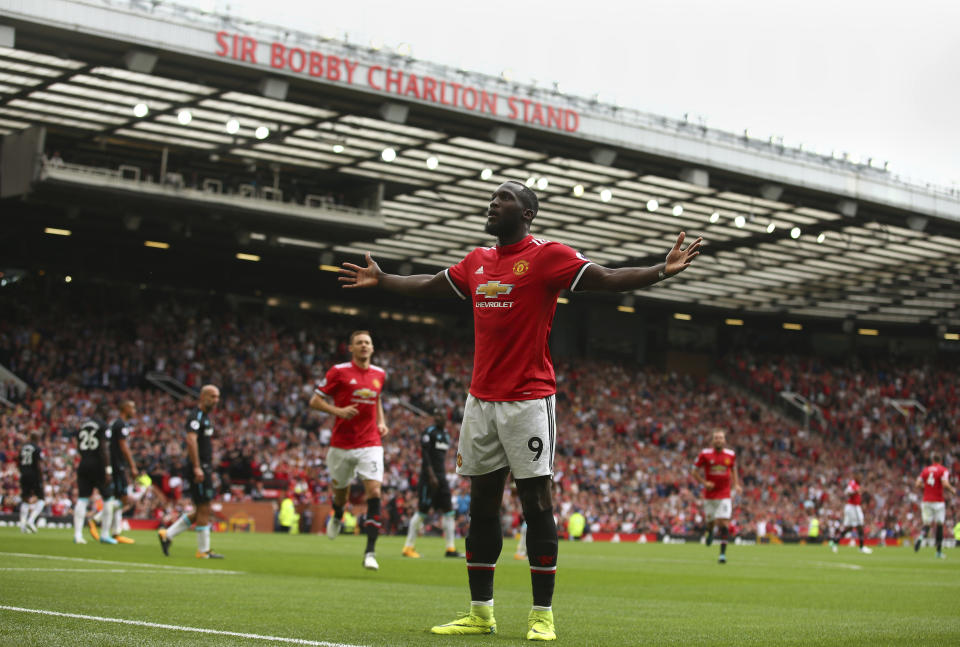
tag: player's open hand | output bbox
[378,422,389,437]
[193,466,204,483]
[664,232,702,277]
[337,405,359,420]
[339,253,382,289]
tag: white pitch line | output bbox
[0,551,241,575]
[0,568,172,574]
[0,606,368,647]
[810,560,863,570]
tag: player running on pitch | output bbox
[830,472,871,554]
[339,180,701,640]
[158,385,224,559]
[403,406,464,559]
[692,429,741,564]
[310,330,389,571]
[914,451,955,559]
[18,431,45,534]
[101,400,141,544]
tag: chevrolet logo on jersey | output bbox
[476,281,514,299]
[353,388,378,399]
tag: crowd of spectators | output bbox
[1,291,957,544]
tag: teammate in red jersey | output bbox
[692,429,740,564]
[914,451,955,559]
[829,473,871,554]
[339,180,701,640]
[310,330,389,571]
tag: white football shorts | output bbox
[703,498,732,522]
[921,501,946,524]
[843,504,864,527]
[326,445,384,488]
[456,394,555,480]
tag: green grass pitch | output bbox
[1,528,958,646]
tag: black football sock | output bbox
[935,524,943,552]
[363,498,381,553]
[525,507,558,608]
[719,525,728,555]
[465,514,502,602]
[857,527,864,549]
[706,526,714,546]
[332,503,344,520]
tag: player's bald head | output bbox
[199,384,220,411]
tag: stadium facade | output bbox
[2,0,960,360]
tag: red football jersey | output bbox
[845,480,861,505]
[315,361,385,449]
[694,448,736,499]
[920,464,949,502]
[446,235,591,401]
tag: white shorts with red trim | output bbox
[703,498,732,522]
[921,501,946,524]
[456,394,555,480]
[326,445,384,488]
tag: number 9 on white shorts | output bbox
[455,394,555,479]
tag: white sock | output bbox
[197,525,211,553]
[74,498,89,539]
[166,514,191,539]
[19,503,29,525]
[113,505,124,536]
[517,523,528,556]
[404,512,423,548]
[28,500,44,524]
[442,512,456,550]
[100,498,115,538]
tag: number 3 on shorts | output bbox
[528,437,543,461]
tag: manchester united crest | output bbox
[456,453,463,468]
[373,378,381,389]
[513,259,530,276]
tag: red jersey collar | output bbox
[351,359,372,371]
[496,234,533,254]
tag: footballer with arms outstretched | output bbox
[692,429,741,564]
[339,180,701,641]
[310,330,389,571]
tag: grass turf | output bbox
[0,528,958,646]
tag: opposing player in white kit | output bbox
[310,330,389,571]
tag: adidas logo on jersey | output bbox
[349,378,357,384]
[475,266,484,274]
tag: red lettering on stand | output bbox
[270,43,285,69]
[368,65,383,90]
[240,36,257,63]
[385,68,403,93]
[422,76,438,102]
[215,31,229,57]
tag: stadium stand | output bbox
[2,283,956,544]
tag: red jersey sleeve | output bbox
[694,451,706,469]
[540,242,592,292]
[445,250,478,300]
[315,365,340,397]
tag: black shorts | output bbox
[77,462,107,498]
[20,473,43,499]
[418,480,452,514]
[108,468,128,500]
[186,464,215,504]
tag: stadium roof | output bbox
[2,0,960,328]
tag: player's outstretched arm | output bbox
[577,232,702,292]
[339,252,454,298]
